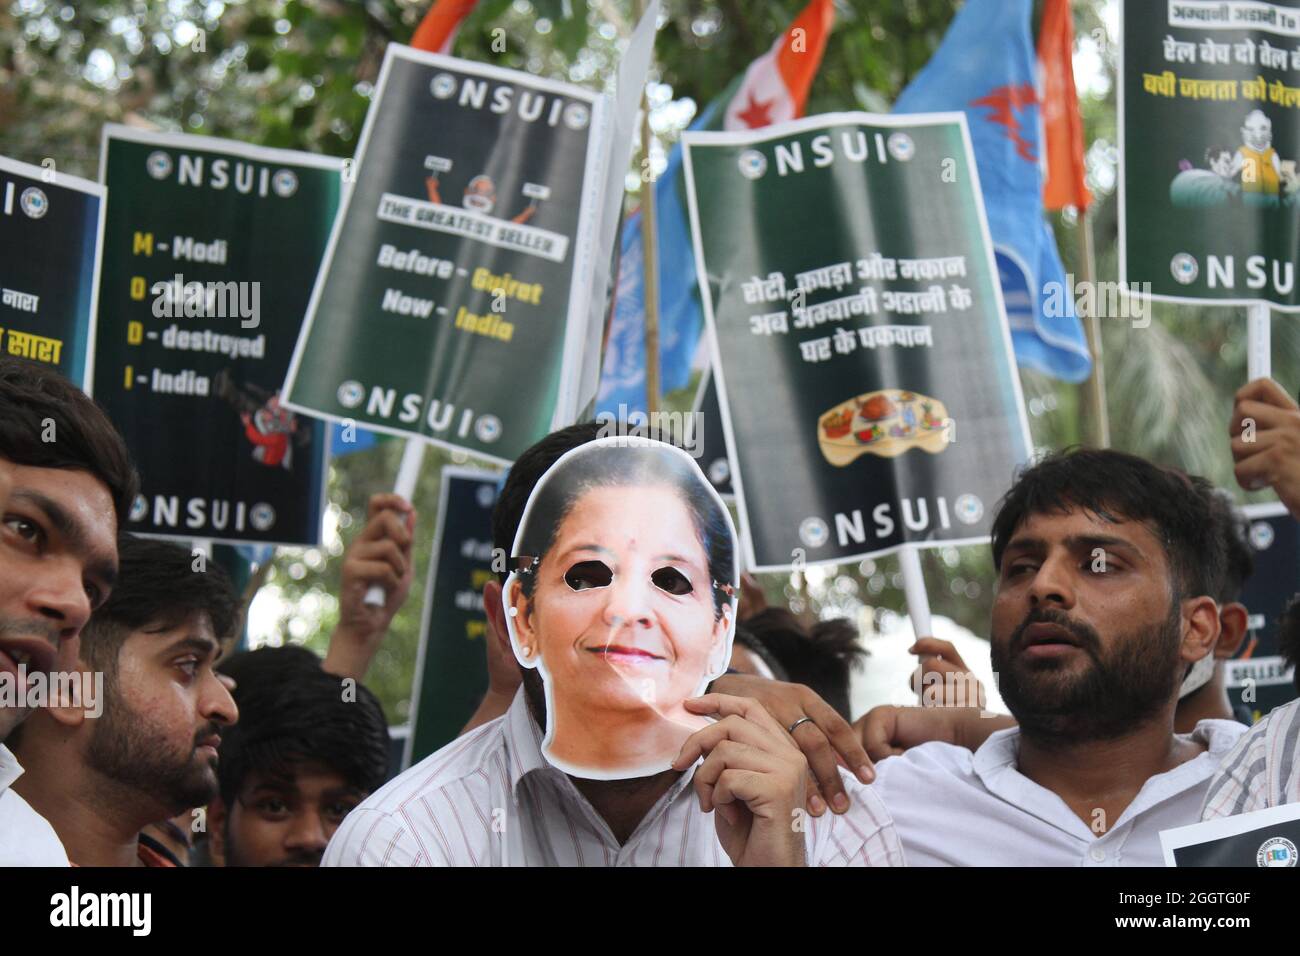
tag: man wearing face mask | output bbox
[864,449,1246,866]
[324,423,902,867]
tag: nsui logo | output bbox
[1257,836,1297,867]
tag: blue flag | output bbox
[894,0,1092,383]
[595,99,725,417]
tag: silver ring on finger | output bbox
[787,716,814,735]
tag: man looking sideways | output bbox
[866,449,1245,865]
[10,537,238,866]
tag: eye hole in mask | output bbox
[562,560,696,596]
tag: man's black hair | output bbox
[215,646,390,808]
[1193,479,1254,604]
[80,535,238,681]
[1279,594,1300,694]
[990,448,1219,601]
[492,422,604,584]
[742,608,865,719]
[0,355,138,524]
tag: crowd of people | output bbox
[1,352,1299,866]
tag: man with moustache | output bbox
[867,448,1247,866]
[0,356,138,865]
[10,536,238,866]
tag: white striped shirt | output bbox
[1201,697,1300,819]
[323,689,903,867]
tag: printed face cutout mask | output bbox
[503,437,739,780]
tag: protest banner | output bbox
[93,126,338,546]
[1161,802,1300,866]
[283,46,608,465]
[682,112,1031,572]
[404,467,499,766]
[1120,0,1300,314]
[1229,502,1300,722]
[0,155,105,386]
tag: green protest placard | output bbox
[1121,0,1300,307]
[683,113,1031,571]
[405,467,500,767]
[284,46,608,464]
[0,156,104,386]
[93,126,339,546]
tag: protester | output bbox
[861,448,1245,865]
[325,423,901,866]
[729,625,789,682]
[908,477,1254,727]
[1201,378,1300,818]
[205,646,389,867]
[8,536,236,865]
[1173,481,1254,730]
[729,609,865,721]
[502,439,737,779]
[0,355,137,866]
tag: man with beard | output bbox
[0,356,138,865]
[9,536,238,866]
[866,449,1246,865]
[205,646,390,867]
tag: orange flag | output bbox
[1038,0,1091,210]
[410,0,480,54]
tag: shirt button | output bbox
[1089,846,1106,863]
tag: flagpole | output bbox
[363,438,426,606]
[898,545,932,663]
[637,0,661,416]
[1077,205,1110,447]
[1247,303,1271,381]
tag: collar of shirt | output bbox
[971,719,1248,840]
[0,742,71,866]
[500,689,698,834]
[0,743,22,794]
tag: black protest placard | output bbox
[405,468,500,766]
[1121,0,1300,307]
[0,155,104,386]
[284,47,608,464]
[682,113,1031,570]
[94,126,339,545]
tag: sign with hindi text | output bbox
[683,112,1031,570]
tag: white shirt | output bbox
[1202,697,1300,819]
[871,719,1247,866]
[0,743,69,866]
[324,689,903,867]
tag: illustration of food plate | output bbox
[817,389,952,467]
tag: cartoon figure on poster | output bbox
[1170,109,1300,209]
[214,369,307,470]
[502,437,739,780]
